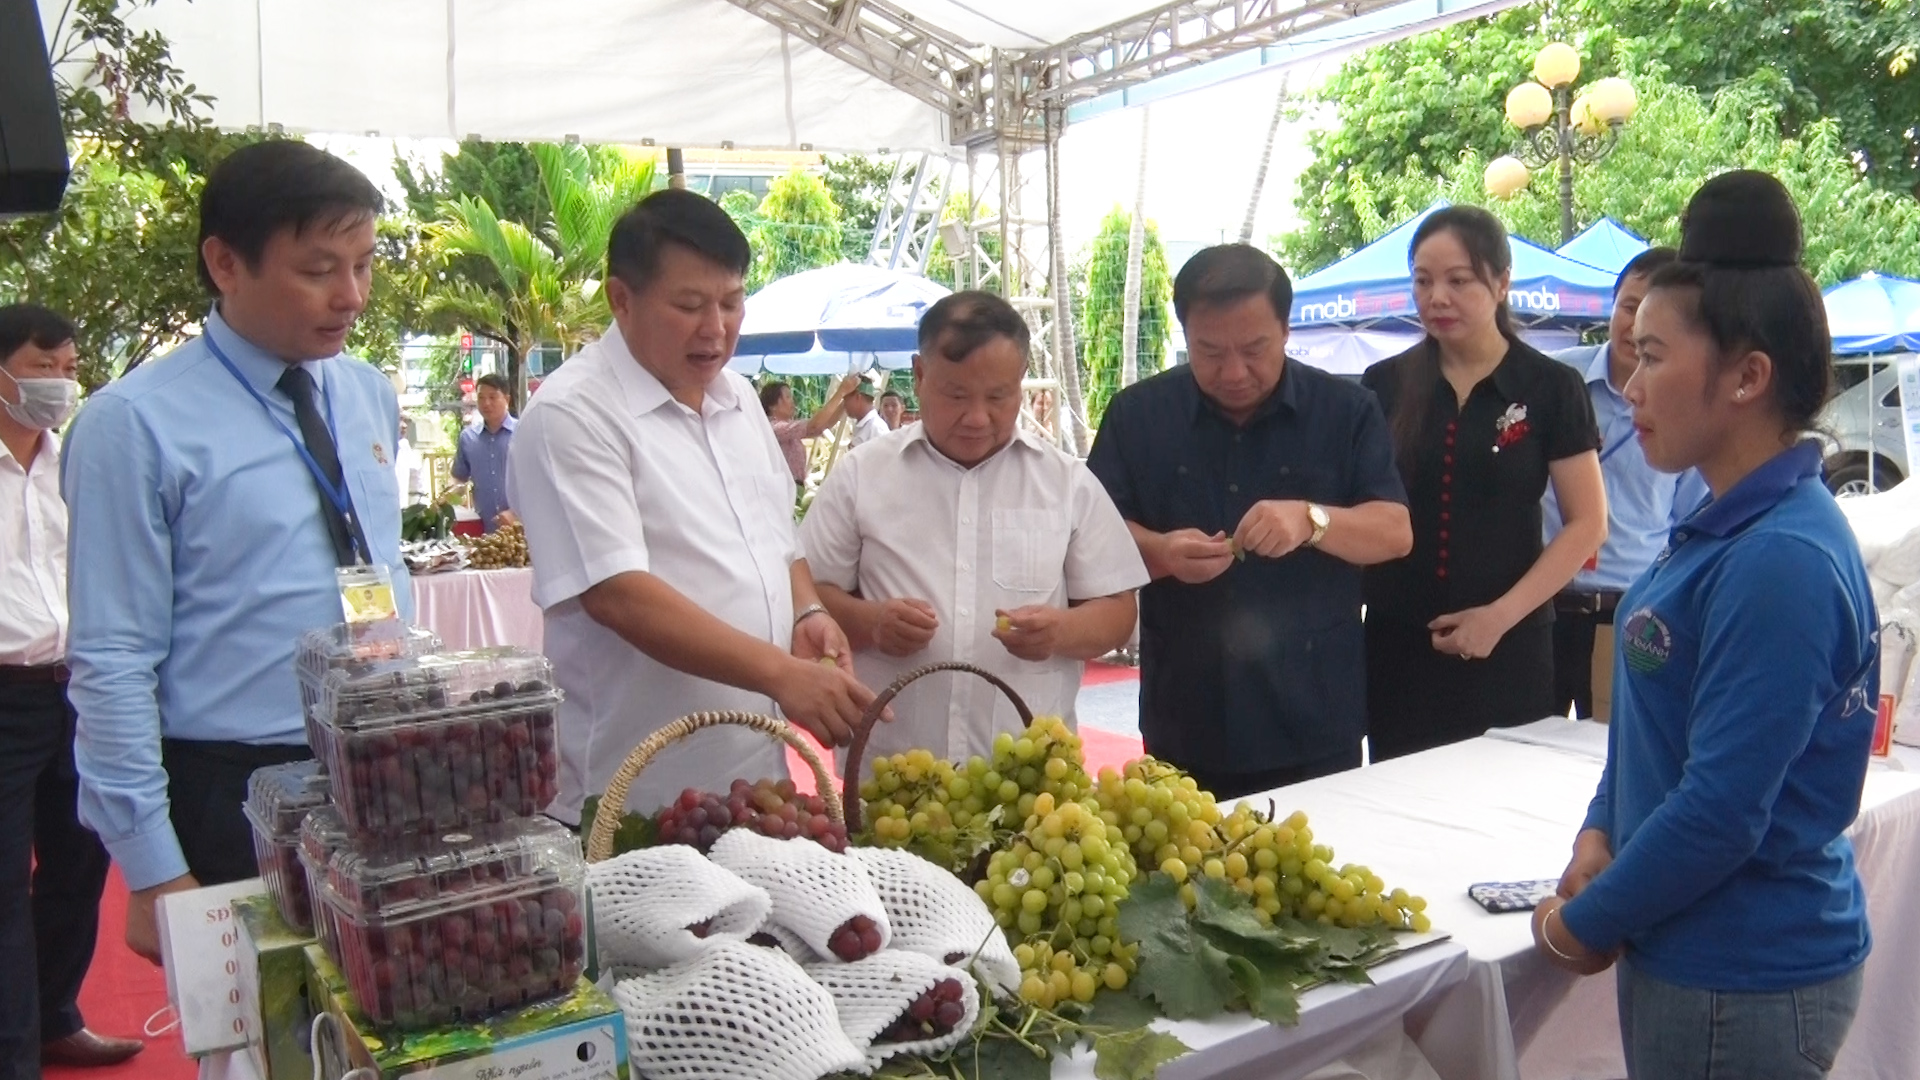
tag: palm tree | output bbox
[422,145,657,406]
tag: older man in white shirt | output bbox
[801,292,1148,762]
[509,190,879,822]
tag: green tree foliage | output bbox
[396,141,551,229]
[1080,207,1172,427]
[0,0,258,389]
[420,145,657,406]
[743,169,845,290]
[1282,0,1920,273]
[1318,74,1920,286]
[821,155,898,263]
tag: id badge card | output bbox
[335,565,398,625]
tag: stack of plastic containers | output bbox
[295,644,580,1030]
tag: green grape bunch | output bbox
[975,790,1140,1008]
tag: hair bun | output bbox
[1677,170,1802,268]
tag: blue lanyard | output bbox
[205,333,368,564]
[1599,426,1637,465]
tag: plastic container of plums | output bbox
[309,647,562,840]
[243,760,331,932]
[295,622,443,756]
[299,805,353,962]
[314,816,587,1029]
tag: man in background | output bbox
[878,390,907,430]
[846,379,889,446]
[452,372,516,531]
[1544,246,1707,718]
[0,305,142,1075]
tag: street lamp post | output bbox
[1484,43,1637,245]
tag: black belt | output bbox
[0,663,69,685]
[1555,590,1623,618]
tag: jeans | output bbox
[0,681,111,1080]
[1617,954,1864,1080]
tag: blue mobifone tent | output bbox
[1288,201,1616,333]
[1824,274,1920,355]
[1556,218,1649,278]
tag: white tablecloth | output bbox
[409,567,544,652]
[1260,721,1920,1080]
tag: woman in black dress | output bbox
[1362,207,1607,760]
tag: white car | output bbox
[1818,357,1915,495]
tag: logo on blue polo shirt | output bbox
[1622,608,1673,673]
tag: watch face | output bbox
[1310,504,1330,528]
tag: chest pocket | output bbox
[348,466,401,564]
[992,509,1069,593]
[740,473,797,553]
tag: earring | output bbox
[1736,388,1747,399]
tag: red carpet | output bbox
[48,865,193,1080]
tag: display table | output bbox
[409,567,543,652]
[1261,721,1920,1080]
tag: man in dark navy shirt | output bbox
[1087,245,1411,797]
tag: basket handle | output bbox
[840,662,1033,832]
[586,710,841,863]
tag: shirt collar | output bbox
[1488,340,1530,402]
[1682,441,1824,539]
[902,420,1039,470]
[482,414,518,434]
[1185,364,1296,428]
[1583,344,1613,388]
[0,430,54,472]
[205,307,323,398]
[602,327,742,418]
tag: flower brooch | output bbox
[1493,403,1530,453]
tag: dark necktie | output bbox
[277,365,362,566]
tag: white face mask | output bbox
[0,366,80,430]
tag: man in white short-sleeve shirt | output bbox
[845,380,889,446]
[801,292,1148,762]
[509,190,879,822]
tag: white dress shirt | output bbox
[850,410,890,447]
[800,424,1147,762]
[0,433,66,666]
[508,332,798,823]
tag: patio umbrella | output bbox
[730,263,951,375]
[1824,273,1920,355]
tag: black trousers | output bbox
[159,739,312,887]
[0,681,109,1080]
[1180,745,1363,801]
[1551,595,1621,720]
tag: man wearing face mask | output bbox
[0,305,143,1075]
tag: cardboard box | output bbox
[234,895,317,1080]
[305,946,628,1080]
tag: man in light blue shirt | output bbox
[451,372,515,531]
[61,141,410,964]
[1543,247,1707,717]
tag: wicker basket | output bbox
[840,662,1033,832]
[585,711,842,863]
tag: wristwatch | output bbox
[1305,503,1331,548]
[794,602,830,626]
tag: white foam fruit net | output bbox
[614,939,867,1080]
[804,949,982,1068]
[587,845,771,972]
[850,846,1022,997]
[709,830,891,961]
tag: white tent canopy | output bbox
[40,0,1519,153]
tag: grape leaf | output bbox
[1091,1029,1191,1080]
[1224,955,1300,1026]
[1082,990,1161,1033]
[1118,875,1240,1018]
[966,1036,1055,1080]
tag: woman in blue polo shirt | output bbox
[1532,171,1879,1080]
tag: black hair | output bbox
[607,189,751,292]
[1170,244,1294,325]
[475,373,510,396]
[1614,246,1678,297]
[1382,206,1520,474]
[880,390,903,402]
[0,304,76,364]
[917,290,1031,362]
[1644,260,1830,433]
[758,380,791,414]
[197,140,383,294]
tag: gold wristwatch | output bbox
[1306,503,1331,548]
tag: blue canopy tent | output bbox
[1283,202,1613,371]
[1288,202,1617,333]
[730,263,951,376]
[1824,274,1920,355]
[1556,218,1649,278]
